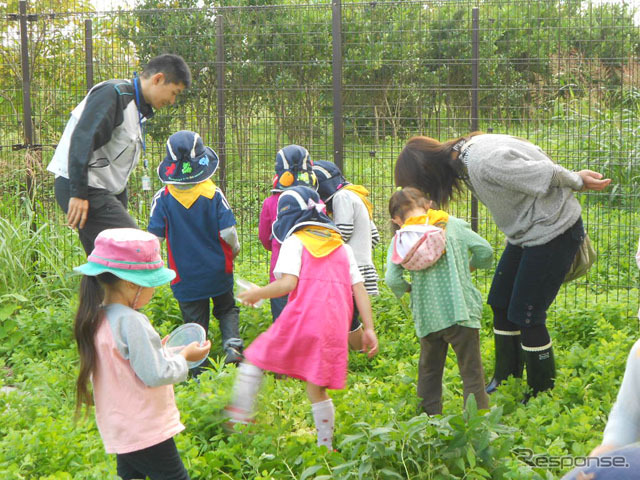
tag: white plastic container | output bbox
[235,277,264,308]
[164,323,207,368]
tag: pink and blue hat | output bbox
[73,228,176,287]
[158,130,219,185]
[271,186,340,243]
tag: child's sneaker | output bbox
[223,405,254,433]
[224,345,244,365]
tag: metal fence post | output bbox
[18,0,35,213]
[470,7,479,232]
[216,14,227,192]
[85,19,94,90]
[332,0,344,172]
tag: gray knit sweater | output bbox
[462,134,583,247]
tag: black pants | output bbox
[178,290,241,349]
[54,176,138,255]
[487,218,584,328]
[116,437,189,480]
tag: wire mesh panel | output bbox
[342,1,484,256]
[0,0,638,316]
[474,0,640,313]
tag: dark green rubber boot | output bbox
[522,345,555,403]
[486,332,524,394]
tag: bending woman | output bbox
[394,133,610,399]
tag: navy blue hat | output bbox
[272,186,340,243]
[312,160,348,202]
[273,145,318,191]
[158,130,219,184]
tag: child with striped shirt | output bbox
[313,161,380,351]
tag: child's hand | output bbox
[180,340,211,363]
[588,444,617,458]
[161,335,169,346]
[238,288,263,307]
[361,328,379,358]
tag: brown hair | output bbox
[388,187,432,231]
[73,273,119,419]
[394,132,483,207]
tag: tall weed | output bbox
[0,210,78,302]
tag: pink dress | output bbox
[244,245,353,389]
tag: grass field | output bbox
[1,200,639,479]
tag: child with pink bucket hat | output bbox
[73,228,210,480]
[226,186,378,450]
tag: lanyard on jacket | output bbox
[133,73,148,166]
[133,73,152,190]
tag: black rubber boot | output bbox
[522,345,555,403]
[486,332,524,394]
[217,307,244,365]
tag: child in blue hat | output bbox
[312,160,380,350]
[227,186,378,450]
[148,130,243,369]
[258,145,318,322]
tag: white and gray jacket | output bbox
[602,339,640,448]
[47,79,153,199]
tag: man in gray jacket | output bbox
[48,54,191,255]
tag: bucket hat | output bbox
[312,160,348,202]
[272,186,339,243]
[272,145,317,191]
[158,130,219,184]
[74,228,176,287]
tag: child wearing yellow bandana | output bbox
[148,130,243,371]
[312,161,380,352]
[385,187,493,415]
[227,186,378,450]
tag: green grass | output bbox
[0,213,638,478]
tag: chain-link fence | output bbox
[1,0,639,314]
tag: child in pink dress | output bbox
[258,145,318,321]
[227,186,378,450]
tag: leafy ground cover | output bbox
[0,246,637,479]
[1,189,638,479]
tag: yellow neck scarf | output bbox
[167,180,216,209]
[343,184,373,220]
[402,210,449,229]
[293,226,344,258]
